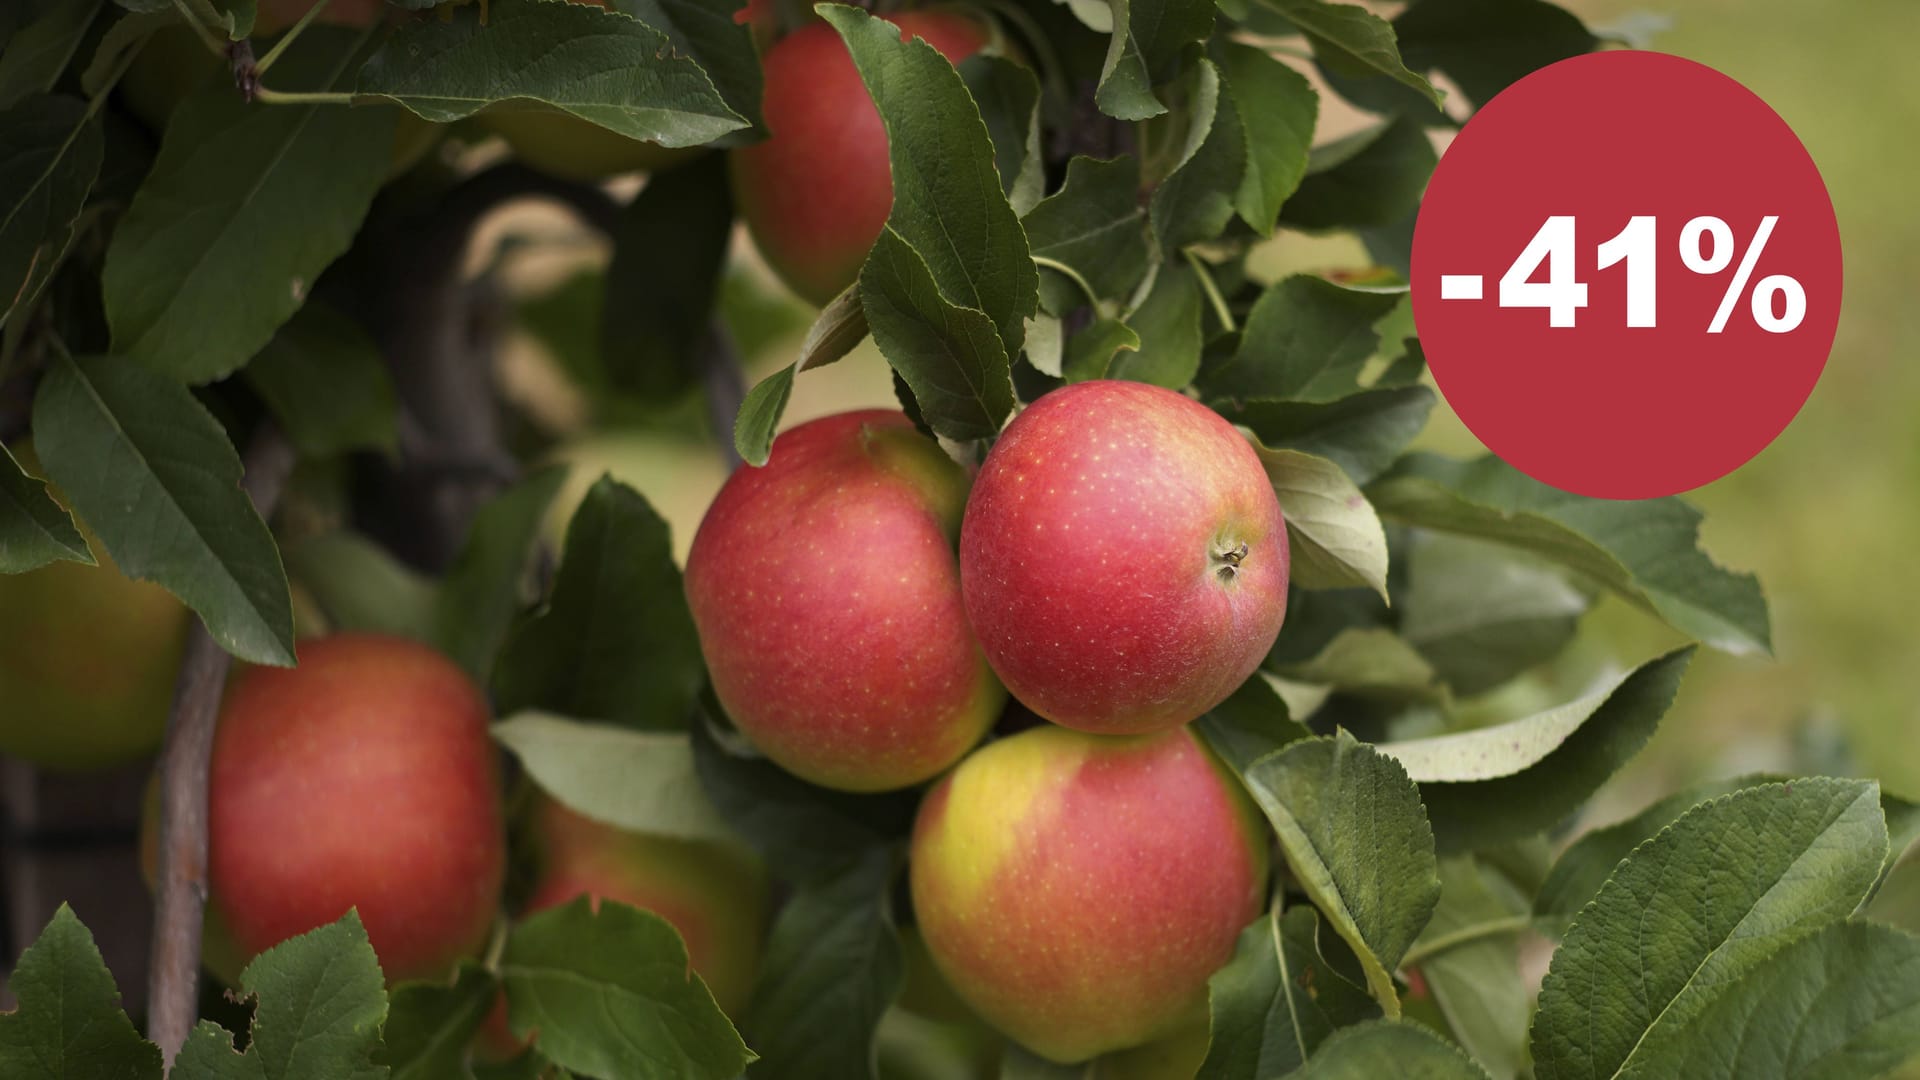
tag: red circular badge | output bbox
[1410,51,1842,499]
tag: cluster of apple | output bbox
[686,378,1292,1063]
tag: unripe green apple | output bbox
[685,410,1003,792]
[910,725,1268,1064]
[730,11,991,306]
[960,380,1290,734]
[0,448,188,770]
[205,633,505,984]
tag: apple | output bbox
[730,11,990,306]
[482,111,702,182]
[0,521,188,770]
[959,380,1289,734]
[523,795,767,1012]
[475,794,769,1060]
[684,410,1003,792]
[1097,1022,1210,1079]
[205,633,505,984]
[910,724,1269,1064]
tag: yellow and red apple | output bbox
[910,724,1269,1063]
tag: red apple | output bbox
[684,410,1003,791]
[910,725,1269,1064]
[206,633,505,983]
[523,796,768,1012]
[959,380,1289,734]
[474,795,769,1060]
[730,11,990,306]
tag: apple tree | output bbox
[1,0,1917,1078]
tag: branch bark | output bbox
[146,423,296,1070]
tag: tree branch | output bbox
[146,423,296,1070]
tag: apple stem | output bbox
[146,423,296,1070]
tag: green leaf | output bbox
[734,363,795,467]
[173,912,389,1080]
[1022,155,1149,316]
[0,94,102,330]
[245,302,398,457]
[1109,263,1201,387]
[1150,59,1245,252]
[612,0,764,132]
[1295,1020,1488,1079]
[493,476,704,728]
[858,227,1015,443]
[798,286,871,372]
[1195,671,1312,773]
[1532,774,1769,926]
[1265,0,1439,106]
[1242,731,1440,1017]
[1867,844,1920,934]
[0,0,102,110]
[432,467,568,682]
[32,352,294,665]
[356,0,747,145]
[1367,453,1771,654]
[1061,316,1141,383]
[823,3,1036,359]
[1197,905,1380,1079]
[1394,0,1595,110]
[495,713,738,846]
[1225,386,1435,487]
[1094,0,1214,120]
[1282,116,1436,231]
[960,54,1045,215]
[1389,648,1693,852]
[1398,534,1589,696]
[1633,920,1920,1079]
[1218,42,1317,236]
[691,712,919,882]
[1250,444,1388,599]
[283,530,439,643]
[379,966,497,1080]
[501,898,752,1080]
[601,154,733,404]
[1271,627,1438,700]
[0,443,92,572]
[746,849,903,1080]
[0,905,163,1079]
[102,28,394,383]
[1413,858,1529,1080]
[1530,778,1889,1080]
[1199,275,1400,404]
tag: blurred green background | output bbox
[1541,0,1920,804]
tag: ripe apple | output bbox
[205,633,505,984]
[474,795,768,1061]
[684,410,1003,792]
[959,380,1289,734]
[910,724,1269,1064]
[730,11,990,306]
[523,795,768,1012]
[0,534,187,771]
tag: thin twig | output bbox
[146,423,296,1070]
